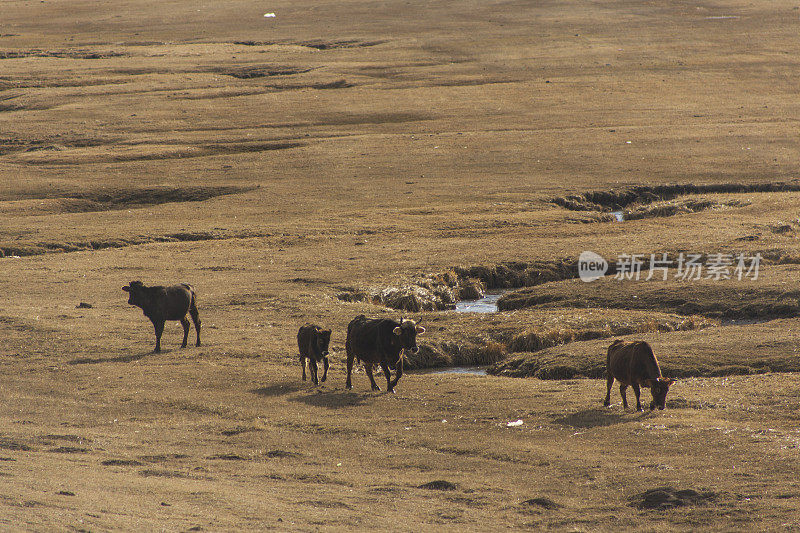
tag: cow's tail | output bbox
[182,283,198,312]
[346,317,362,364]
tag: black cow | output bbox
[345,315,425,393]
[297,323,331,385]
[604,339,675,411]
[122,281,201,353]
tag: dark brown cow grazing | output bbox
[297,323,331,385]
[122,281,201,353]
[345,315,425,393]
[604,339,675,411]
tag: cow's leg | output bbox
[632,384,642,411]
[180,317,190,348]
[321,356,329,382]
[604,374,614,406]
[389,357,403,393]
[189,305,201,346]
[152,320,165,353]
[345,348,354,390]
[380,361,393,392]
[310,359,319,386]
[300,354,307,381]
[365,364,380,391]
[619,384,628,409]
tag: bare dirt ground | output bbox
[3,0,800,530]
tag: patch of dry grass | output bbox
[499,264,800,320]
[402,309,715,370]
[490,319,800,379]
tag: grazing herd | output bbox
[123,281,675,410]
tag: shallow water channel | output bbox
[420,291,510,375]
[454,291,506,313]
[415,366,489,376]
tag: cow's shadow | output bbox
[553,406,634,428]
[249,382,305,397]
[290,389,371,409]
[249,381,371,408]
[68,351,152,365]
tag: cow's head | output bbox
[122,280,145,307]
[645,377,676,410]
[316,328,331,357]
[392,318,425,354]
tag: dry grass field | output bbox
[3,0,800,530]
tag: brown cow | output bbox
[603,340,675,411]
[297,323,331,385]
[345,315,424,393]
[123,281,201,353]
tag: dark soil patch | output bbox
[73,185,254,207]
[418,480,458,491]
[101,459,144,467]
[138,469,190,479]
[552,182,800,212]
[0,49,126,59]
[629,487,717,510]
[211,66,312,79]
[521,497,561,510]
[1,230,271,260]
[311,79,353,89]
[265,449,301,459]
[298,40,386,50]
[207,453,249,461]
[0,185,254,213]
[220,427,261,437]
[0,439,33,452]
[232,39,385,50]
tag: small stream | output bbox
[414,366,489,376]
[454,291,506,313]
[421,291,509,375]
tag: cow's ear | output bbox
[415,325,426,334]
[393,326,402,336]
[643,379,657,388]
[664,378,676,385]
[122,286,130,292]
